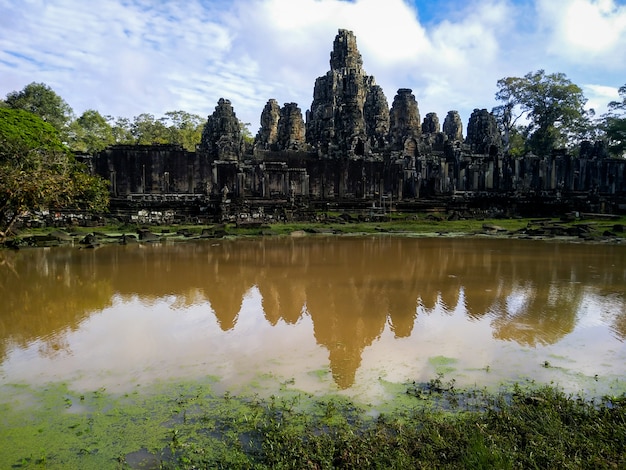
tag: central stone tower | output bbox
[306,29,389,158]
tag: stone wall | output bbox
[95,143,626,201]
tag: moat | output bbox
[1,236,624,400]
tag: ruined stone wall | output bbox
[93,144,626,213]
[95,145,213,196]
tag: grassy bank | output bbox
[1,378,624,469]
[3,212,626,248]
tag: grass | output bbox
[5,212,626,248]
[1,379,624,469]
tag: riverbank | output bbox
[2,214,625,468]
[2,212,626,249]
[1,377,624,469]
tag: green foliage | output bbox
[104,111,204,151]
[67,109,116,154]
[4,82,74,138]
[131,113,170,145]
[240,120,254,146]
[4,380,621,468]
[111,116,134,144]
[164,110,205,151]
[0,108,109,236]
[604,84,626,158]
[605,117,626,157]
[495,70,588,156]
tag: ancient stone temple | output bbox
[199,98,242,161]
[92,28,626,220]
[306,29,388,158]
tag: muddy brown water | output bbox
[1,236,625,400]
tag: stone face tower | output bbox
[443,110,463,142]
[255,99,281,150]
[306,29,389,158]
[466,108,501,154]
[422,112,440,134]
[388,88,421,154]
[277,103,306,151]
[199,98,242,161]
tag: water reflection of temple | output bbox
[1,238,624,388]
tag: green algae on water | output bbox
[428,355,458,375]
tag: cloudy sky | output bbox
[1,0,625,132]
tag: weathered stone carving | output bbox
[199,98,242,161]
[388,88,421,154]
[255,99,281,150]
[422,112,440,134]
[443,110,464,142]
[465,108,501,155]
[306,29,387,158]
[277,103,306,151]
[364,84,390,151]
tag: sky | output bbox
[1,0,626,132]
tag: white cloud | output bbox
[583,83,620,115]
[537,0,626,64]
[1,0,625,133]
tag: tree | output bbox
[492,103,525,157]
[604,84,626,158]
[111,116,134,144]
[0,108,109,237]
[68,109,115,154]
[495,70,588,156]
[131,113,169,145]
[163,110,204,151]
[5,82,74,138]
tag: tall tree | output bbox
[495,70,588,156]
[604,84,626,158]
[131,113,169,145]
[68,109,115,154]
[111,117,134,144]
[0,108,108,237]
[162,110,204,151]
[4,82,74,138]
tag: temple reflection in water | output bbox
[1,237,625,390]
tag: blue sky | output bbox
[1,0,625,131]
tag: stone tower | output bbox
[277,103,306,151]
[306,29,389,158]
[443,110,463,142]
[466,108,501,154]
[422,112,440,134]
[388,88,421,154]
[255,99,281,150]
[199,98,242,161]
[364,84,390,151]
